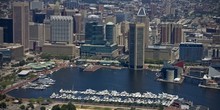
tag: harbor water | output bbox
[8,67,220,110]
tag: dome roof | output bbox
[88,14,99,19]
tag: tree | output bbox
[0,94,6,101]
[27,102,34,109]
[52,104,61,110]
[67,102,76,110]
[19,60,26,66]
[0,102,7,109]
[60,102,76,110]
[61,104,68,110]
[26,57,34,62]
[37,97,44,104]
[159,105,164,110]
[40,106,46,110]
[20,105,25,110]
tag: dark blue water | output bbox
[8,67,220,110]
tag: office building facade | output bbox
[13,2,29,49]
[179,42,204,62]
[106,22,115,44]
[73,13,83,34]
[50,16,73,44]
[129,23,146,70]
[136,7,150,47]
[160,22,183,44]
[0,18,13,43]
[29,23,45,51]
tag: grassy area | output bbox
[0,74,17,89]
[77,105,113,110]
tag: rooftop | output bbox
[137,7,146,17]
[50,16,73,20]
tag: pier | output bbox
[0,62,68,94]
[83,65,123,72]
[83,65,102,72]
[198,84,220,90]
[157,77,185,84]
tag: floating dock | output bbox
[198,84,220,90]
[157,77,184,84]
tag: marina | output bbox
[50,89,181,107]
[21,75,55,90]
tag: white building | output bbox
[50,16,73,44]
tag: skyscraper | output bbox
[129,23,146,70]
[0,18,13,43]
[73,13,83,34]
[29,22,44,51]
[91,24,105,45]
[136,7,149,48]
[160,22,183,44]
[179,42,204,62]
[85,21,98,43]
[13,2,29,49]
[106,22,115,44]
[50,16,73,44]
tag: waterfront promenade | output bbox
[0,61,69,94]
[83,65,123,72]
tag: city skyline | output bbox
[0,0,220,110]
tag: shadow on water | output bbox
[128,69,145,92]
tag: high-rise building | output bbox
[63,0,80,9]
[32,12,46,23]
[85,21,98,43]
[179,42,204,62]
[0,27,3,45]
[160,22,183,44]
[91,24,105,45]
[29,22,44,51]
[13,2,29,49]
[50,16,73,44]
[0,18,13,43]
[213,35,220,44]
[136,7,149,47]
[44,19,50,41]
[115,11,131,23]
[129,23,146,70]
[106,22,115,44]
[73,13,83,34]
[30,0,44,10]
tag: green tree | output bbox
[37,97,44,104]
[52,104,61,110]
[27,102,34,109]
[0,94,6,101]
[0,102,7,109]
[20,105,25,110]
[19,60,26,66]
[67,102,76,110]
[61,104,68,110]
[159,105,164,110]
[40,106,46,110]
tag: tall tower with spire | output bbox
[136,7,149,48]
